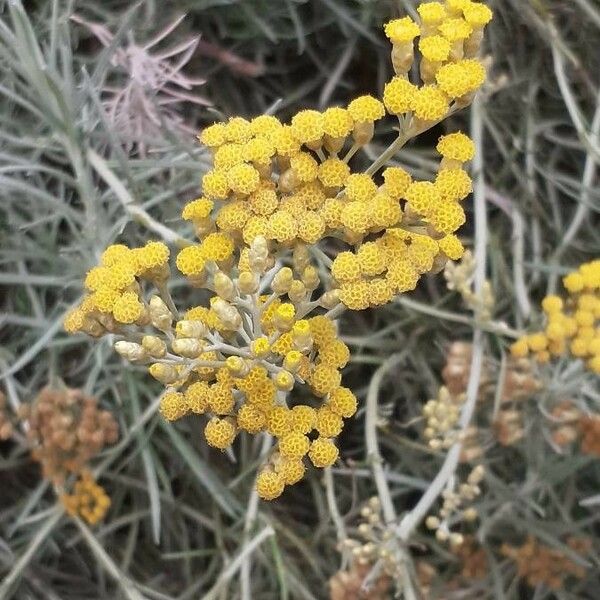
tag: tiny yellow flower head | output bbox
[202,169,230,200]
[182,197,214,222]
[382,167,412,200]
[256,469,285,500]
[463,2,493,28]
[274,125,301,157]
[184,382,210,414]
[410,85,449,121]
[436,59,486,99]
[250,114,283,136]
[176,245,206,276]
[159,392,188,421]
[290,109,324,144]
[90,288,120,313]
[436,132,475,162]
[384,17,421,44]
[318,158,351,188]
[200,232,235,262]
[112,291,144,324]
[419,35,452,62]
[64,308,86,333]
[199,122,226,147]
[372,193,402,229]
[417,2,447,25]
[328,387,358,418]
[204,417,237,449]
[322,107,354,138]
[435,168,473,202]
[276,458,305,485]
[308,437,339,468]
[357,242,387,276]
[340,201,372,234]
[347,95,385,123]
[226,163,260,195]
[438,17,473,42]
[267,210,298,243]
[542,295,564,315]
[223,116,253,143]
[245,136,275,164]
[438,234,465,260]
[297,212,326,244]
[344,174,378,203]
[510,338,529,359]
[338,280,371,310]
[249,185,279,216]
[216,201,251,232]
[100,244,131,267]
[563,271,584,294]
[428,201,466,234]
[290,405,316,434]
[405,181,441,217]
[84,266,111,291]
[237,403,266,434]
[290,152,318,183]
[251,337,271,358]
[384,77,417,115]
[214,143,245,169]
[331,251,361,283]
[266,405,293,437]
[138,241,170,270]
[279,431,310,459]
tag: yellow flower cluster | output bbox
[511,259,600,374]
[61,471,111,525]
[67,235,356,500]
[193,1,490,311]
[64,242,171,336]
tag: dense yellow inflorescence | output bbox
[192,0,491,311]
[60,471,111,525]
[66,0,492,501]
[511,259,600,374]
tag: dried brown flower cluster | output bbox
[452,535,488,580]
[578,415,600,456]
[60,470,112,526]
[442,341,541,401]
[501,536,590,590]
[21,386,118,484]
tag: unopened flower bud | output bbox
[435,528,449,542]
[149,363,179,384]
[319,289,340,309]
[273,303,295,332]
[288,280,307,303]
[291,319,313,352]
[238,271,259,294]
[301,266,320,291]
[175,320,207,339]
[449,533,464,547]
[352,121,375,146]
[283,350,303,373]
[211,298,242,330]
[425,515,440,530]
[272,267,293,295]
[114,341,147,362]
[292,244,310,272]
[274,370,295,392]
[142,335,167,358]
[214,272,235,301]
[172,338,203,358]
[225,356,250,377]
[463,507,478,522]
[149,296,173,332]
[248,235,269,273]
[468,465,485,485]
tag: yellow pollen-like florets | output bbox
[384,17,421,43]
[290,152,318,183]
[256,470,285,500]
[436,132,475,162]
[200,232,235,262]
[410,85,449,121]
[245,136,275,164]
[279,432,310,458]
[176,245,206,276]
[226,163,261,195]
[462,2,493,27]
[202,170,230,200]
[332,252,361,283]
[438,234,465,260]
[276,458,305,485]
[223,116,253,143]
[204,417,236,449]
[318,158,351,187]
[340,201,372,234]
[297,212,326,244]
[250,114,283,136]
[436,59,486,99]
[382,167,412,200]
[435,168,473,202]
[344,174,378,202]
[357,242,387,276]
[328,387,358,418]
[291,405,316,434]
[347,95,385,123]
[322,107,354,138]
[100,244,130,267]
[291,110,324,144]
[438,17,473,42]
[159,392,188,421]
[338,280,370,310]
[405,181,441,216]
[308,437,339,467]
[383,77,417,115]
[199,123,226,147]
[419,35,452,62]
[417,2,447,25]
[182,197,214,221]
[267,210,298,243]
[274,126,301,157]
[112,291,144,324]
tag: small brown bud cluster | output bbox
[425,465,484,546]
[493,409,524,447]
[442,342,541,402]
[329,560,391,600]
[21,386,118,484]
[452,535,488,580]
[549,400,581,448]
[579,415,600,456]
[501,536,590,590]
[0,391,14,440]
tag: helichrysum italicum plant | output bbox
[65,0,492,500]
[511,259,600,373]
